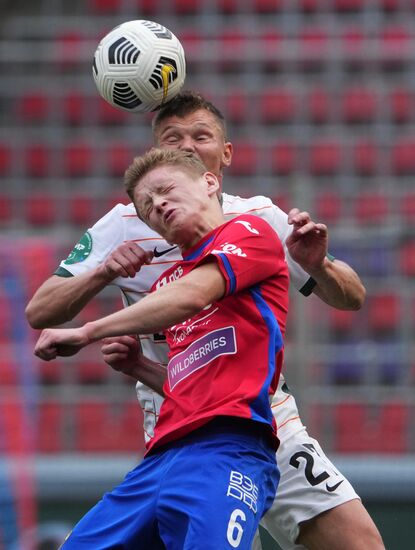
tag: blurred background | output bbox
[1,0,415,548]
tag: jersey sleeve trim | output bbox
[299,277,316,296]
[54,266,74,278]
[217,252,236,294]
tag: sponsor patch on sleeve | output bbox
[63,231,93,265]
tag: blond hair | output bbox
[124,148,207,202]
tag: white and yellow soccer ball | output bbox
[93,20,186,113]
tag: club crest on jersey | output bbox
[64,232,93,264]
[211,243,247,258]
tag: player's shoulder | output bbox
[222,192,274,214]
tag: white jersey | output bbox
[57,193,313,444]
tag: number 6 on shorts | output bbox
[226,508,246,548]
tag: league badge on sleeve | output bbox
[63,232,93,264]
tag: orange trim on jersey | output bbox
[123,237,165,242]
[271,395,292,408]
[143,429,154,440]
[224,205,274,216]
[143,409,158,417]
[278,416,300,429]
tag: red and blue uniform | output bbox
[62,214,289,550]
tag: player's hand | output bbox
[34,327,90,361]
[101,335,141,379]
[286,208,328,273]
[100,242,153,281]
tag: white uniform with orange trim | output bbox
[57,192,359,550]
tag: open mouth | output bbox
[164,209,176,223]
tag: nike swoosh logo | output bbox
[153,245,178,258]
[326,480,344,492]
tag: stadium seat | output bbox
[63,142,94,177]
[341,87,378,124]
[334,0,364,11]
[62,91,87,126]
[391,138,415,175]
[172,0,202,15]
[299,0,320,13]
[379,26,411,70]
[67,193,96,226]
[270,192,290,216]
[134,0,161,15]
[309,139,342,176]
[389,87,413,124]
[340,27,367,70]
[37,402,63,453]
[76,400,142,452]
[334,402,408,453]
[367,292,400,335]
[75,359,109,384]
[328,308,355,335]
[96,96,130,125]
[352,140,379,176]
[314,190,342,223]
[252,0,283,14]
[0,194,13,226]
[24,145,51,178]
[353,191,389,224]
[0,144,12,176]
[0,356,18,385]
[306,88,331,124]
[54,32,84,70]
[106,142,135,176]
[217,30,247,73]
[36,358,64,385]
[399,191,415,224]
[399,240,415,277]
[298,28,329,71]
[24,194,57,226]
[228,141,258,176]
[223,91,250,125]
[270,141,297,175]
[88,0,123,13]
[179,30,203,59]
[16,92,49,123]
[258,89,296,125]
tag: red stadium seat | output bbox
[314,190,343,224]
[353,191,389,224]
[328,308,355,334]
[106,142,135,177]
[258,89,296,125]
[334,402,408,453]
[298,28,329,70]
[340,27,367,69]
[309,139,342,176]
[334,0,364,11]
[306,88,331,124]
[24,194,57,226]
[367,292,400,334]
[96,96,130,125]
[252,0,284,13]
[76,359,109,384]
[24,145,51,178]
[36,358,64,385]
[270,141,297,175]
[134,0,161,15]
[54,31,84,70]
[67,193,96,226]
[352,140,379,176]
[37,402,63,453]
[217,30,247,72]
[88,0,123,13]
[0,144,12,176]
[223,91,250,125]
[389,87,413,124]
[399,240,415,277]
[228,141,258,176]
[379,26,411,69]
[217,0,239,14]
[0,194,13,226]
[399,192,415,224]
[299,0,320,12]
[341,87,378,124]
[63,142,94,177]
[76,400,142,452]
[62,91,87,126]
[16,92,49,123]
[172,0,202,14]
[391,138,415,175]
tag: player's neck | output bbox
[178,211,225,252]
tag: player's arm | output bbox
[101,336,167,396]
[286,208,365,310]
[34,261,226,360]
[25,242,153,329]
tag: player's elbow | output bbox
[25,300,47,329]
[349,282,366,310]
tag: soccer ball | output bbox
[93,20,186,113]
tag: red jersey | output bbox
[147,214,289,453]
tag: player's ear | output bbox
[204,172,220,196]
[221,141,233,169]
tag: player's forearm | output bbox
[25,269,111,329]
[84,277,209,343]
[131,357,166,396]
[310,259,366,310]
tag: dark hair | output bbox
[152,90,227,140]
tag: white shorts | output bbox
[253,426,360,550]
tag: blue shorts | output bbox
[62,418,279,549]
